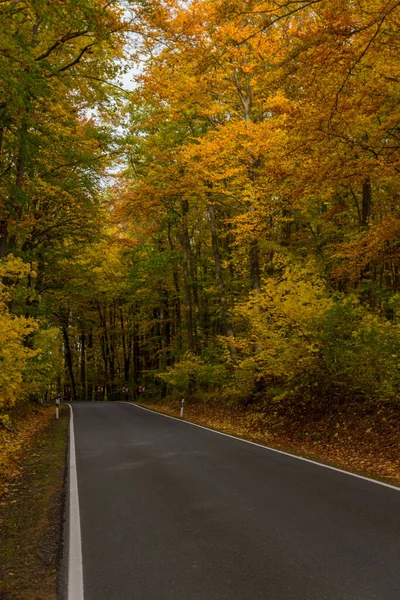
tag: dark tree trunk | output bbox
[0,220,8,258]
[250,239,261,293]
[208,202,237,360]
[362,178,372,226]
[108,305,116,400]
[181,199,195,352]
[133,322,140,399]
[100,334,108,396]
[167,219,182,352]
[159,284,168,398]
[190,242,200,350]
[159,284,168,370]
[80,331,86,400]
[62,321,77,401]
[120,308,130,384]
[7,117,29,252]
[87,329,93,401]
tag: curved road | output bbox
[67,402,400,600]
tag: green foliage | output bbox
[157,353,228,397]
[316,300,400,403]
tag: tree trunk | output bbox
[108,305,116,400]
[181,199,195,352]
[100,334,108,396]
[159,284,168,370]
[0,220,8,258]
[159,284,168,398]
[80,330,86,400]
[250,239,261,293]
[62,321,77,401]
[7,117,29,252]
[362,178,372,226]
[167,220,182,353]
[87,329,93,401]
[120,308,130,384]
[133,322,140,399]
[208,202,237,360]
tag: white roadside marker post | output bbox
[180,398,185,418]
[56,396,60,420]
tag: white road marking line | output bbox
[67,404,84,600]
[120,402,400,492]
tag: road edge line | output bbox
[66,404,84,600]
[120,401,400,492]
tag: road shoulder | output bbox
[133,400,400,489]
[0,406,69,600]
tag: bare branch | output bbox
[57,43,96,73]
[35,30,90,62]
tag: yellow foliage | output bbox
[0,257,53,417]
[234,262,333,381]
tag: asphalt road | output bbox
[70,402,400,600]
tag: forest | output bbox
[1,0,399,476]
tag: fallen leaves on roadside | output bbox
[140,400,400,487]
[0,407,54,502]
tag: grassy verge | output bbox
[0,406,69,600]
[136,399,400,488]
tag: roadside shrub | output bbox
[157,353,228,398]
[316,300,400,403]
[0,257,60,426]
[157,262,400,408]
[231,264,400,406]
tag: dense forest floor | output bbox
[138,399,400,488]
[0,407,68,600]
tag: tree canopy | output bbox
[1,0,400,423]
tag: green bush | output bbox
[157,353,228,398]
[229,265,400,406]
[316,298,400,403]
